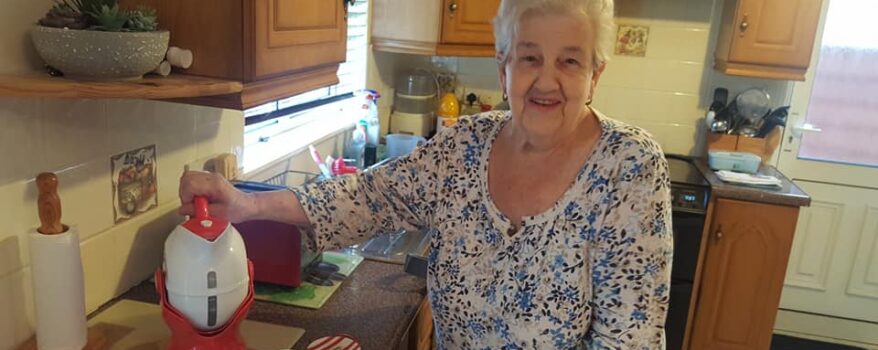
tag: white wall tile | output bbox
[112,203,180,294]
[600,56,704,94]
[40,99,108,171]
[0,180,38,274]
[593,86,704,125]
[636,26,711,62]
[106,99,158,154]
[0,267,34,350]
[79,229,121,313]
[55,159,113,241]
[0,97,44,185]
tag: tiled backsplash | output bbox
[369,0,795,156]
[0,98,243,348]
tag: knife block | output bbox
[707,126,783,163]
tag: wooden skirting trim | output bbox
[436,43,496,58]
[372,38,438,55]
[714,60,806,81]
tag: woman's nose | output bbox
[533,65,561,92]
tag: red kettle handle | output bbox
[193,196,210,219]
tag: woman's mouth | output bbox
[527,97,562,110]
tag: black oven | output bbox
[665,155,710,350]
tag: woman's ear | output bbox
[591,62,607,86]
[497,54,508,97]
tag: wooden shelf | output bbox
[0,73,243,100]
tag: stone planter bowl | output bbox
[31,26,170,80]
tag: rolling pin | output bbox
[36,172,66,235]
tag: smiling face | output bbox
[499,12,605,138]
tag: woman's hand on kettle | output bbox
[178,171,255,223]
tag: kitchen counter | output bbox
[119,259,427,349]
[695,158,811,207]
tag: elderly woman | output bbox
[180,0,672,348]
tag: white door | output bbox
[776,0,878,345]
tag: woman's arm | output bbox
[586,150,673,349]
[180,124,456,252]
[178,171,310,226]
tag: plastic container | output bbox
[390,111,435,137]
[708,151,761,174]
[395,71,438,96]
[385,134,426,159]
[394,93,437,114]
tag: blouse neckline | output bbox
[478,109,612,239]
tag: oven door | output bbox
[666,210,706,350]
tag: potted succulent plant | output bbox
[31,0,169,80]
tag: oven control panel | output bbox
[671,184,709,214]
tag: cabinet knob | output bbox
[739,14,750,34]
[716,230,724,241]
[449,2,458,14]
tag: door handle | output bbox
[790,123,822,139]
[739,14,750,35]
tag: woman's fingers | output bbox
[179,171,226,203]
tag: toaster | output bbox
[233,181,320,287]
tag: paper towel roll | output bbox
[29,226,87,350]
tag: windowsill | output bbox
[242,100,358,177]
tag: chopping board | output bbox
[255,251,363,309]
[18,300,304,350]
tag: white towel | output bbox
[715,170,782,187]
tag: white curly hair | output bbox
[493,0,615,70]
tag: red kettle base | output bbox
[155,261,255,350]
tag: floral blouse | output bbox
[291,110,673,349]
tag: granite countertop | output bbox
[120,260,427,349]
[695,158,811,207]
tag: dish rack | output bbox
[261,170,326,188]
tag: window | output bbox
[242,0,369,172]
[797,0,878,167]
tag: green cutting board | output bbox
[254,251,364,309]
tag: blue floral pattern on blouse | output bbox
[292,110,673,349]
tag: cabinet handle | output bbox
[715,226,724,241]
[449,2,458,14]
[739,14,749,34]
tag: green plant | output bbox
[38,2,89,29]
[87,4,128,31]
[126,7,158,32]
[38,0,158,32]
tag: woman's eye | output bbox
[520,55,539,63]
[564,58,581,66]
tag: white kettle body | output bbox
[163,197,250,331]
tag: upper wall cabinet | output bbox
[714,0,823,81]
[120,0,349,109]
[372,0,500,57]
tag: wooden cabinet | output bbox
[689,198,800,350]
[372,0,499,57]
[121,0,349,109]
[399,298,434,350]
[714,0,823,81]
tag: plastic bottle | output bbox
[436,92,460,134]
[364,90,381,146]
[344,121,367,169]
[354,90,381,167]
